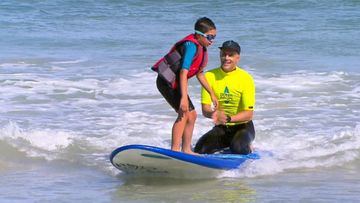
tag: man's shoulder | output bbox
[205,67,222,75]
[236,67,253,79]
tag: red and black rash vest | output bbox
[151,34,208,89]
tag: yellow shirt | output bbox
[201,66,255,124]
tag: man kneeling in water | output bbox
[194,40,255,155]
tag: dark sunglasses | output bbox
[195,30,216,42]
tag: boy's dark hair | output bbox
[194,17,216,33]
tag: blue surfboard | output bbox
[110,144,260,178]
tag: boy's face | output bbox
[198,29,217,47]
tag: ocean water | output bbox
[1,0,360,202]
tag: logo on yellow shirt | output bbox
[220,86,232,104]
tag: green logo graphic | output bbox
[224,86,229,94]
[220,86,232,104]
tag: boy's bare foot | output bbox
[182,150,199,155]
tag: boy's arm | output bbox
[197,72,218,108]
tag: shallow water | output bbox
[1,0,360,202]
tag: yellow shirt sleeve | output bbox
[241,73,255,111]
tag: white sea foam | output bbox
[84,111,172,150]
[50,59,88,64]
[0,122,77,160]
[0,62,35,68]
[219,124,360,178]
[220,156,283,178]
[101,72,158,96]
[256,71,346,91]
[1,66,359,178]
[0,72,158,103]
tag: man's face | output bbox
[220,48,240,72]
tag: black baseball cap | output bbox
[218,40,241,54]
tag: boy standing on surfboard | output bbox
[152,17,218,154]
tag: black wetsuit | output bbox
[194,121,255,155]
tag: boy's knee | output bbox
[186,110,197,123]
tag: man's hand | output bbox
[212,110,227,125]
